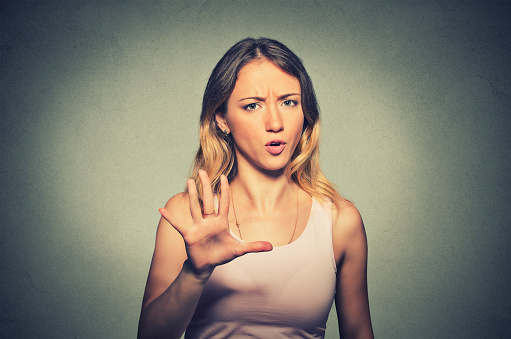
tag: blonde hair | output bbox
[189,38,344,207]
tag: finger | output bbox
[187,179,203,221]
[158,208,186,236]
[199,170,215,216]
[235,241,273,257]
[218,175,230,217]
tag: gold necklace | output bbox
[231,184,299,244]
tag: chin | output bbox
[257,160,291,174]
[237,151,293,174]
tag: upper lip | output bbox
[265,139,286,146]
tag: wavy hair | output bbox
[189,37,343,207]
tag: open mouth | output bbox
[265,140,286,147]
[265,140,286,155]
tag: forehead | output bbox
[232,59,300,96]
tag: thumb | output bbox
[235,241,273,257]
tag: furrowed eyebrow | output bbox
[278,93,300,100]
[238,93,300,102]
[239,96,265,102]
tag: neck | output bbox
[231,164,296,214]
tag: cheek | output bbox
[226,117,248,137]
[226,117,258,146]
[293,115,305,139]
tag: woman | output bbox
[138,38,373,339]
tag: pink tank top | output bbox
[185,198,337,338]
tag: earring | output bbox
[223,129,229,134]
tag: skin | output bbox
[138,59,373,338]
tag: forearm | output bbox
[137,260,211,339]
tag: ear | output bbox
[215,112,230,134]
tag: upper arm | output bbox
[332,203,373,338]
[141,193,190,310]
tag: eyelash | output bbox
[283,100,298,107]
[243,100,299,111]
[243,103,260,111]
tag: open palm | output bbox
[159,171,272,277]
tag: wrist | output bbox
[182,259,213,282]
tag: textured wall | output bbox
[1,1,510,338]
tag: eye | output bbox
[243,103,260,111]
[282,100,298,107]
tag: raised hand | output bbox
[159,170,273,278]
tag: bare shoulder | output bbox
[332,200,367,264]
[161,191,192,227]
[332,200,364,235]
[153,191,191,255]
[164,192,190,215]
[153,192,192,249]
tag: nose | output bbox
[265,104,284,133]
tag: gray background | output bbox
[1,0,510,338]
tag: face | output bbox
[216,59,304,174]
